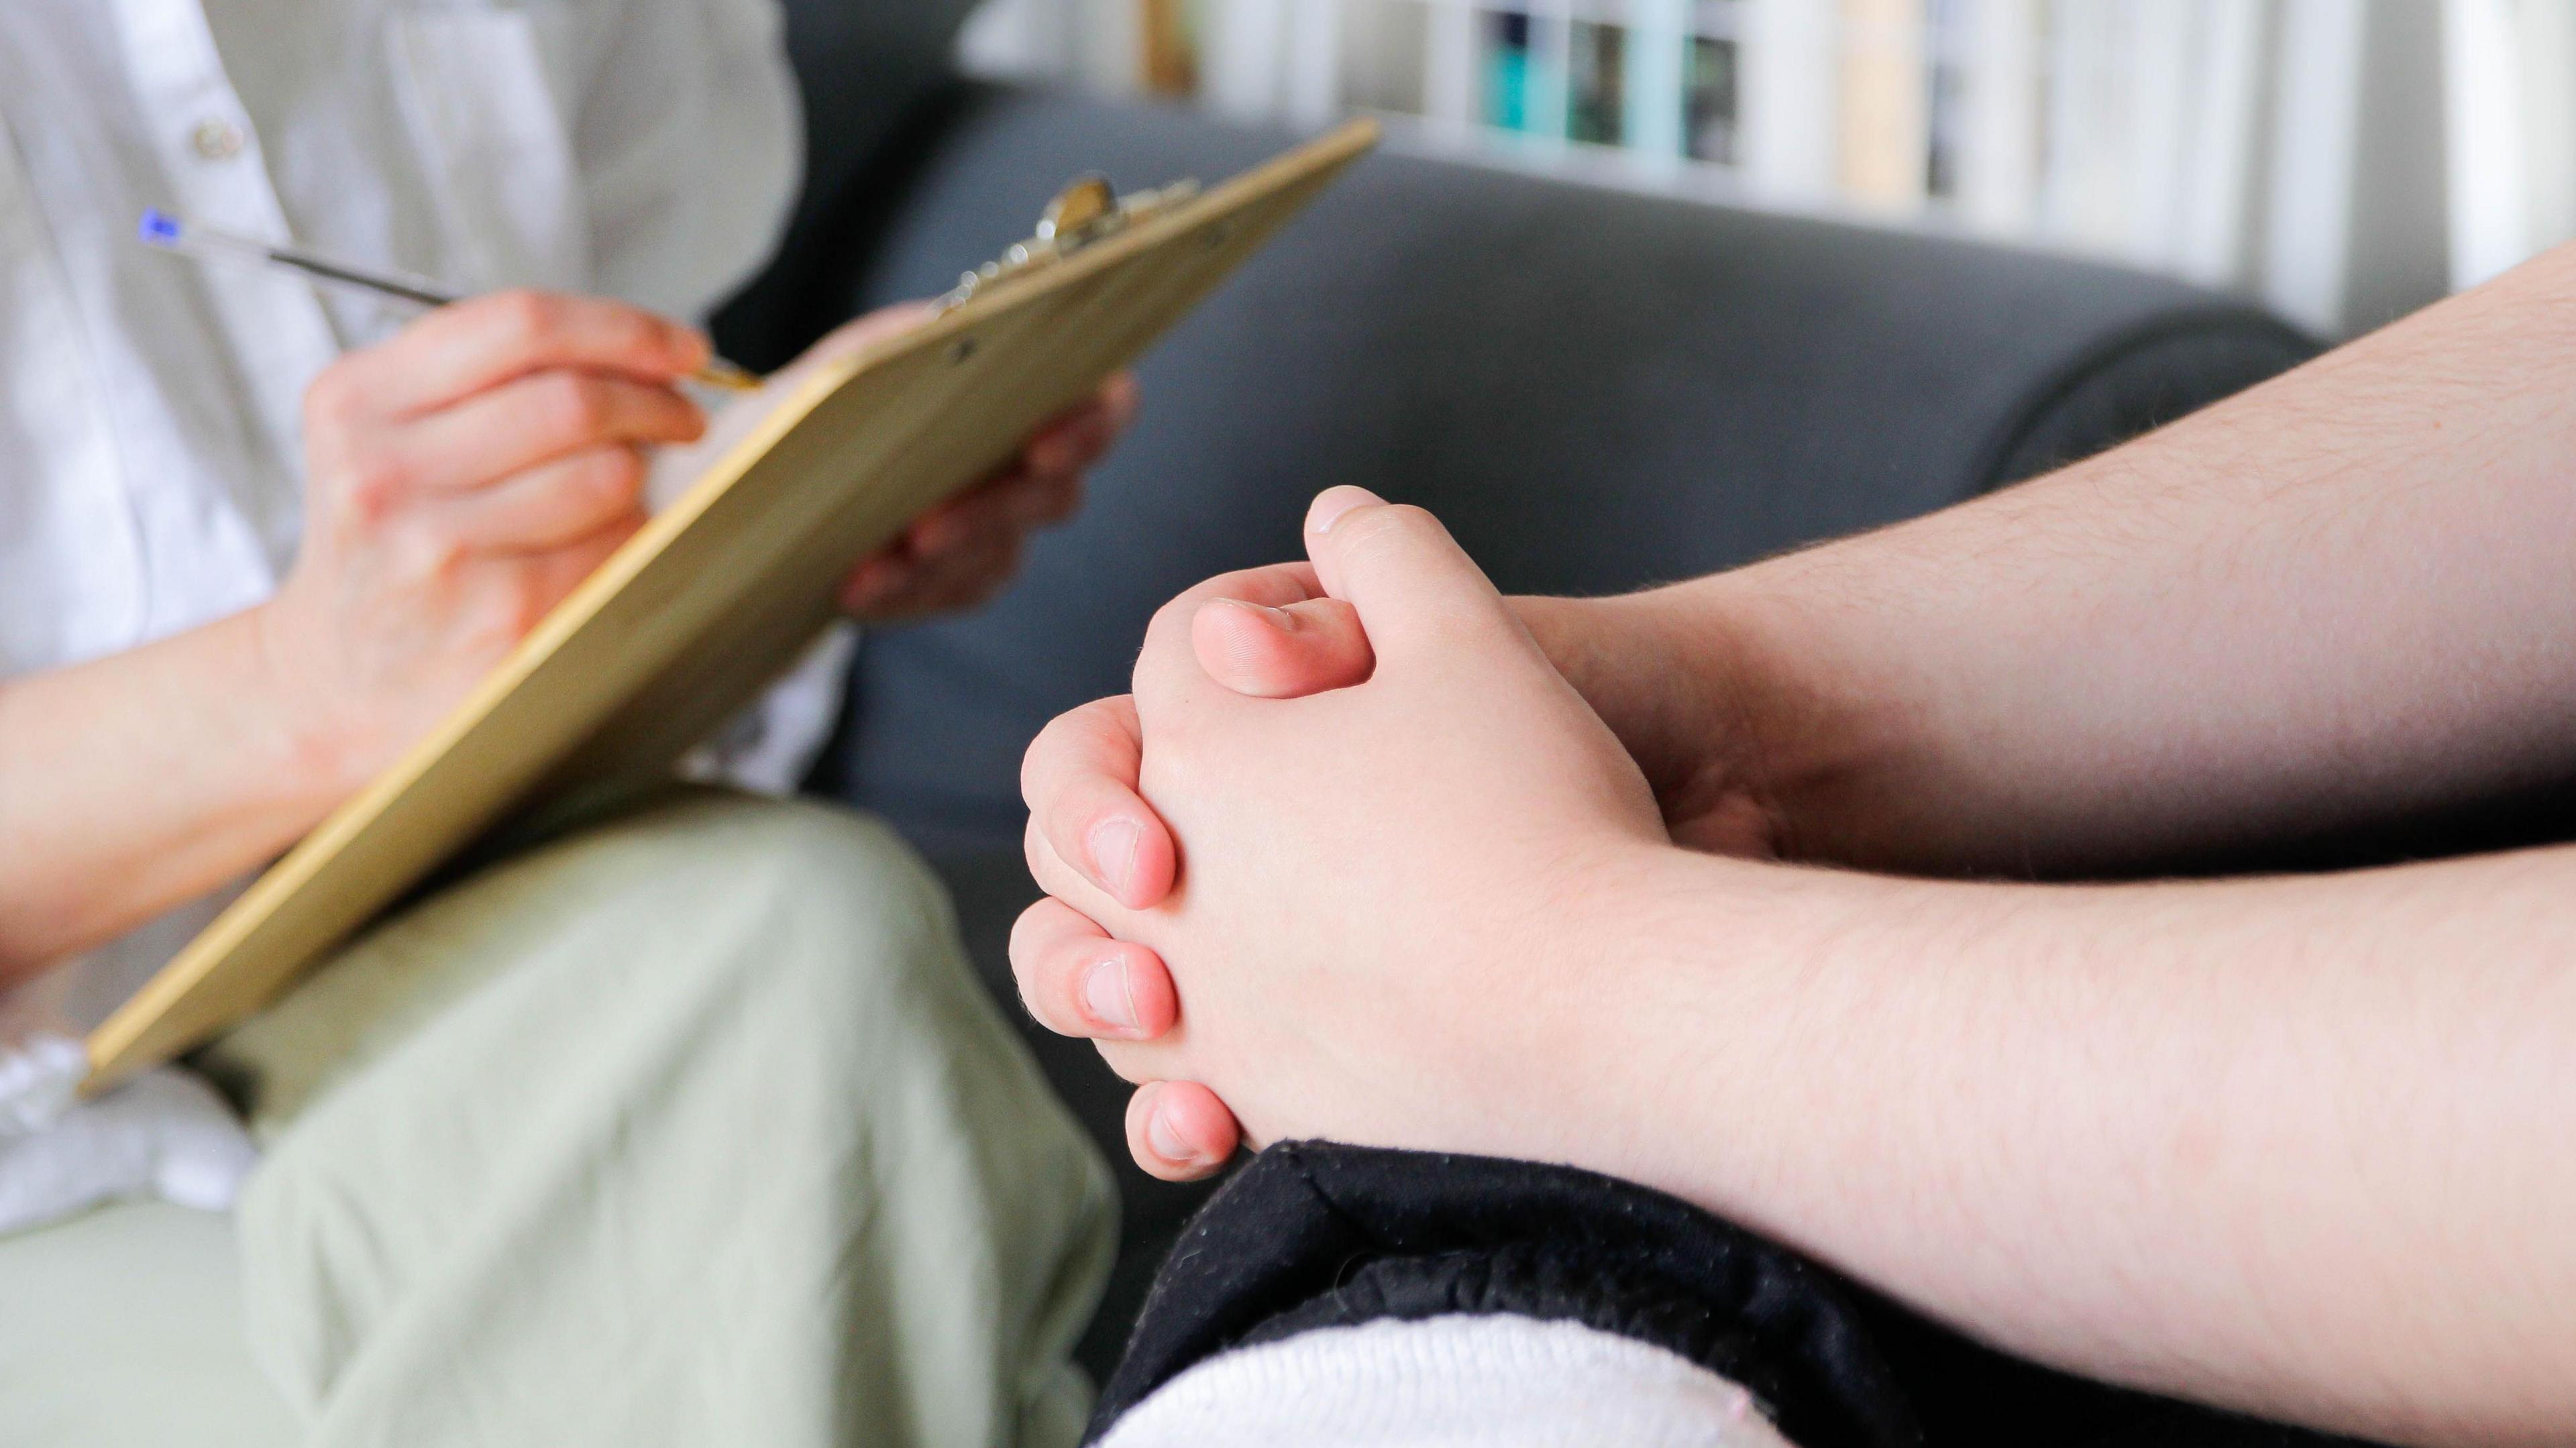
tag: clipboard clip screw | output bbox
[936,174,1201,314]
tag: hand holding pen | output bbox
[137,209,763,392]
[144,203,1134,636]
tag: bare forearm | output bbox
[1554,846,2576,1444]
[0,608,344,979]
[1582,245,2576,875]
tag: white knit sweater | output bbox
[1099,1313,1802,1448]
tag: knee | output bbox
[621,793,987,1042]
[625,793,1114,1248]
[673,792,956,949]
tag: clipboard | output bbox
[84,119,1380,1092]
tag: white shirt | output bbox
[0,0,828,1219]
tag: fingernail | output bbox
[1308,486,1383,535]
[1088,817,1142,897]
[1218,598,1295,632]
[1147,1102,1197,1164]
[1082,958,1138,1032]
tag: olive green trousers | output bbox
[0,790,1116,1447]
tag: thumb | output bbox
[1303,487,1519,661]
[802,300,936,370]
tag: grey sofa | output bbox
[715,73,2317,1374]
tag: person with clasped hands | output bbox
[0,3,1125,1444]
[1019,239,2576,1443]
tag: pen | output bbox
[136,208,762,392]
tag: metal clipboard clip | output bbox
[934,173,1202,314]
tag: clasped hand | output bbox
[1014,487,1686,1179]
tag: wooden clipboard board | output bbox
[84,119,1379,1092]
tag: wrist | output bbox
[1514,582,1898,864]
[1468,837,1776,1123]
[1426,830,1687,1166]
[1527,838,1922,1211]
[1512,592,1757,820]
[237,600,380,807]
[1661,573,1900,864]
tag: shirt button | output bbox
[189,117,244,160]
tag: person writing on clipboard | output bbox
[0,3,1124,1445]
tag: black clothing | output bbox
[1091,1142,2387,1448]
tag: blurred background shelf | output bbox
[955,0,2575,341]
